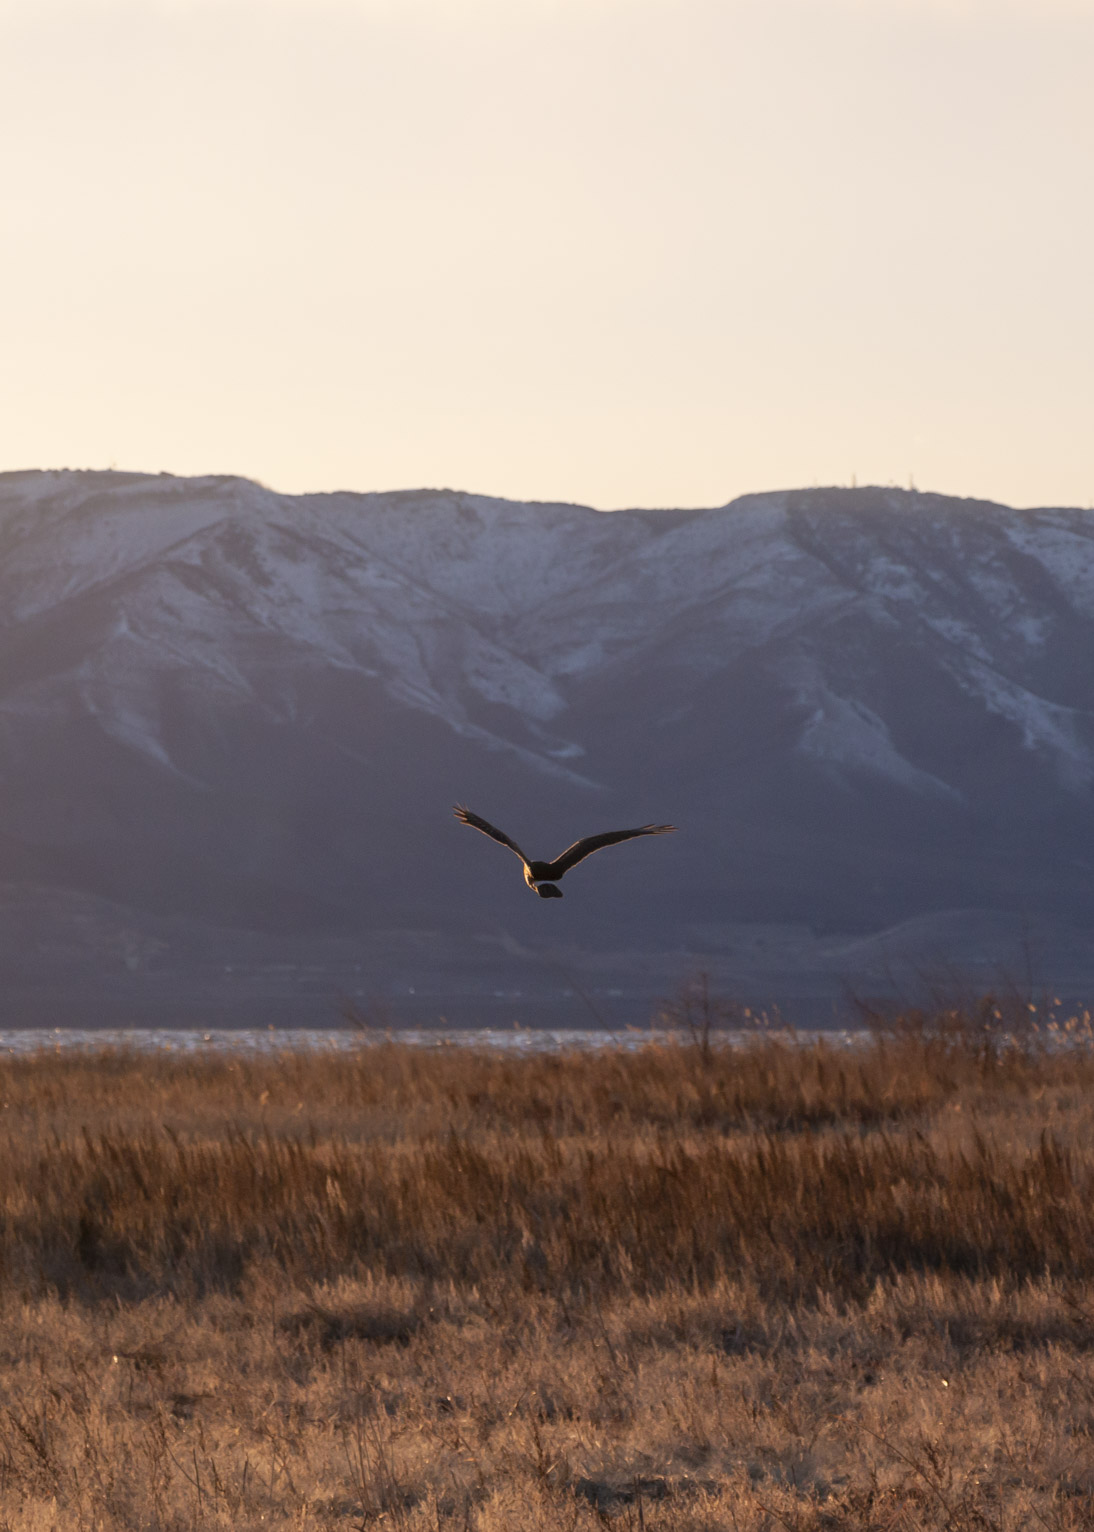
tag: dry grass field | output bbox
[1,1005,1094,1530]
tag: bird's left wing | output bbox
[546,823,676,877]
[453,806,531,867]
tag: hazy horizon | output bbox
[2,0,1091,512]
[3,463,1091,516]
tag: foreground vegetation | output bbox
[1,1008,1093,1529]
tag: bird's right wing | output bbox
[548,823,676,876]
[452,806,531,866]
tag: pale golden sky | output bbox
[1,0,1090,508]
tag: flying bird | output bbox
[453,805,676,898]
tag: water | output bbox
[0,1026,871,1056]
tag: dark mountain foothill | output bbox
[0,470,1091,1027]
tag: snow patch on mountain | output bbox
[793,669,961,799]
[1002,517,1094,619]
[949,660,1093,787]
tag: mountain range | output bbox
[0,469,1091,1027]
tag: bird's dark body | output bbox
[454,806,676,897]
[526,862,561,886]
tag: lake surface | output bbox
[0,1026,871,1056]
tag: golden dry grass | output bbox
[1,1010,1093,1529]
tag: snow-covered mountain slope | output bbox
[0,469,1091,1022]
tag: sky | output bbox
[0,0,1091,510]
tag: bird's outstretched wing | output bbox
[453,805,531,866]
[546,823,676,878]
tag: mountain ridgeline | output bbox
[0,469,1091,1025]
